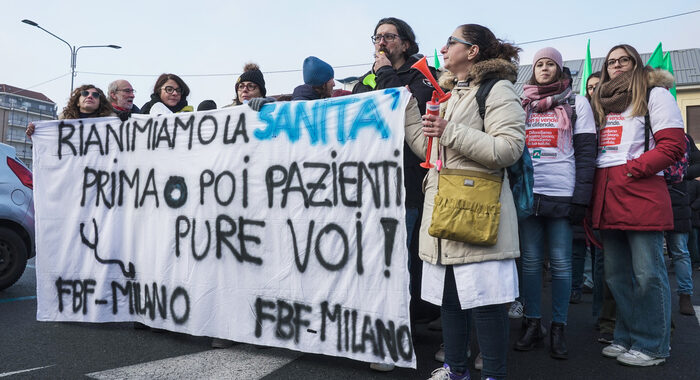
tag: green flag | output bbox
[646,42,664,68]
[579,39,592,96]
[434,48,441,69]
[663,52,677,99]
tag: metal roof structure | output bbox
[514,48,700,95]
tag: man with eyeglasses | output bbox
[108,79,140,121]
[353,17,439,372]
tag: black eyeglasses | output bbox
[162,86,183,94]
[80,90,100,98]
[116,88,135,94]
[371,33,400,44]
[606,56,633,67]
[446,36,473,47]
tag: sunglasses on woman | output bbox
[80,90,100,98]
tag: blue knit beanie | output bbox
[303,56,334,86]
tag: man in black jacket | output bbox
[353,17,438,372]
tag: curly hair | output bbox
[60,84,113,120]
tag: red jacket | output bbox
[591,128,686,231]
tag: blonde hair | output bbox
[591,44,650,127]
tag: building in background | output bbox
[0,84,57,169]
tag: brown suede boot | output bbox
[679,294,695,316]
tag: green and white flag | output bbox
[579,39,592,96]
[663,52,677,99]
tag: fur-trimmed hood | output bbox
[648,67,675,89]
[438,58,518,90]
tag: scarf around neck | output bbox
[597,70,634,114]
[143,93,188,114]
[522,78,573,149]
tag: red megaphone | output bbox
[411,56,450,103]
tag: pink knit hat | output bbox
[533,47,563,69]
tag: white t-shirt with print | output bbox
[597,87,684,170]
[525,94,596,196]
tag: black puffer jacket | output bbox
[291,84,322,101]
[668,134,700,232]
[352,54,436,208]
[688,180,700,228]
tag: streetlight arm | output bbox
[21,19,72,53]
[75,45,122,53]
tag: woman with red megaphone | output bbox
[403,24,525,380]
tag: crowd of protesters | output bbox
[25,16,698,380]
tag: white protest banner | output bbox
[32,88,415,368]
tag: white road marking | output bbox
[86,345,301,380]
[0,365,54,377]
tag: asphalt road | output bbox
[1,257,699,379]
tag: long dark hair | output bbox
[458,24,521,65]
[152,73,190,100]
[61,84,113,119]
[374,17,419,60]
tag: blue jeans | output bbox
[442,266,508,380]
[601,230,671,358]
[520,216,573,323]
[688,228,700,266]
[592,244,604,317]
[666,232,694,295]
[571,238,588,292]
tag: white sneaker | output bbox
[370,362,395,372]
[508,301,523,319]
[616,350,665,366]
[428,364,470,380]
[602,343,627,358]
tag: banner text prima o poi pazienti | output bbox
[32,88,415,368]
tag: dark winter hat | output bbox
[303,56,334,86]
[236,63,266,97]
[197,99,217,111]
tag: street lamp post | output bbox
[21,19,121,93]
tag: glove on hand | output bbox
[248,97,275,111]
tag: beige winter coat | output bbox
[404,58,526,265]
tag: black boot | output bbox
[514,318,547,351]
[550,322,568,359]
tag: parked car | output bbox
[0,143,34,290]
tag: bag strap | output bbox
[568,95,577,128]
[476,77,499,120]
[643,86,654,152]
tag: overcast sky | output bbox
[2,0,699,111]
